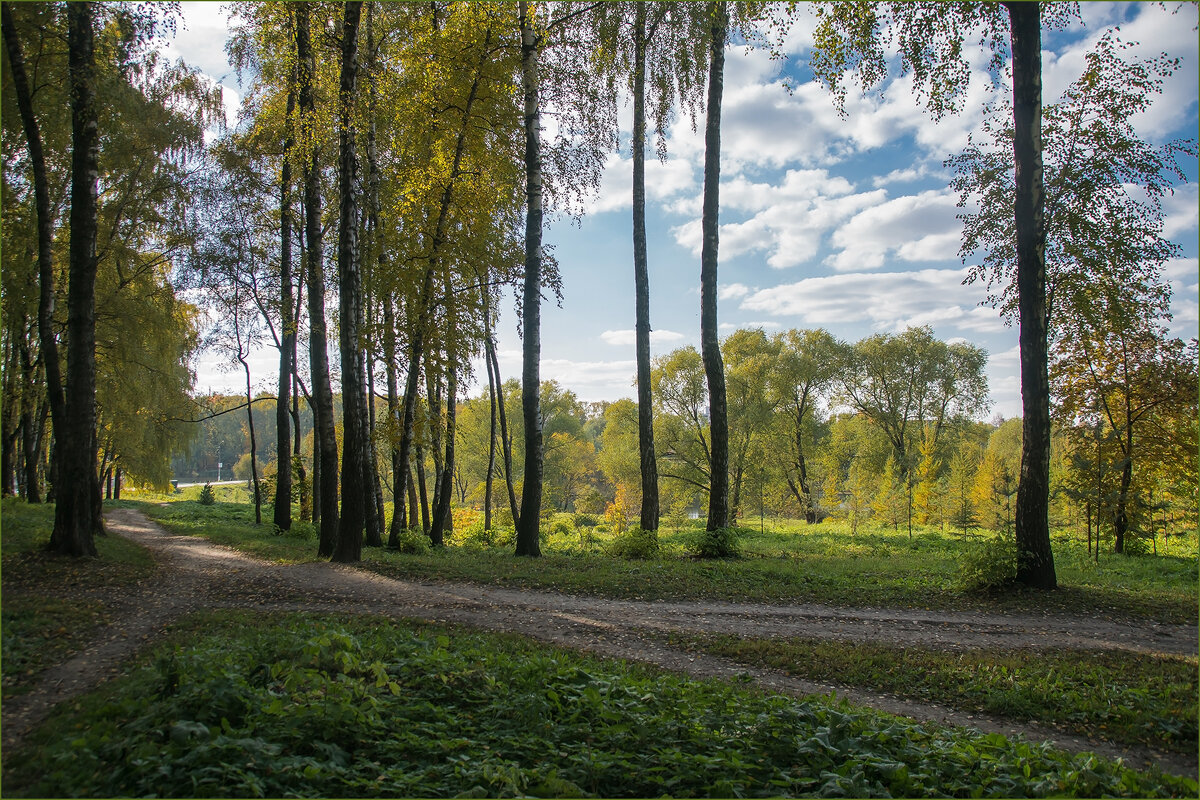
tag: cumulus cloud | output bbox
[1161,185,1199,239]
[739,267,1004,333]
[670,169,884,268]
[718,283,752,301]
[826,189,963,271]
[600,329,687,347]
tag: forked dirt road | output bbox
[5,507,1197,779]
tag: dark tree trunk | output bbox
[333,0,366,564]
[19,335,41,503]
[363,355,384,547]
[51,1,101,556]
[429,365,456,546]
[297,3,339,555]
[113,466,121,499]
[515,0,544,556]
[416,441,430,534]
[700,1,729,533]
[3,2,65,450]
[488,337,520,527]
[240,351,262,525]
[273,80,296,532]
[384,300,406,544]
[1005,0,1056,589]
[484,322,497,531]
[632,3,660,533]
[406,461,419,530]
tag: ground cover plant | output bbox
[1,499,155,699]
[668,633,1199,754]
[5,609,1195,799]
[118,493,1198,625]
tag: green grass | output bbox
[668,632,1199,754]
[116,495,1199,624]
[3,609,1194,798]
[1,498,156,698]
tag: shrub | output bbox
[572,512,599,529]
[197,483,216,506]
[957,533,1017,593]
[607,526,660,560]
[550,518,573,538]
[1123,530,1152,557]
[389,528,431,555]
[691,526,741,559]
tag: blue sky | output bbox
[176,2,1199,420]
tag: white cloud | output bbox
[826,189,963,271]
[670,169,884,268]
[740,267,1004,333]
[587,153,697,215]
[718,283,751,301]
[1162,185,1199,239]
[599,329,687,347]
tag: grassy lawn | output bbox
[3,608,1194,799]
[112,490,1199,624]
[668,632,1199,754]
[1,498,156,698]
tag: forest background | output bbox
[2,0,1197,566]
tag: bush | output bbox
[691,526,741,559]
[197,484,216,506]
[550,518,573,538]
[1122,530,1152,557]
[957,533,1017,593]
[607,526,660,560]
[389,528,431,555]
[572,512,599,529]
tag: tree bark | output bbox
[632,3,660,533]
[1005,0,1056,589]
[333,0,366,564]
[700,1,729,533]
[515,0,544,556]
[2,2,65,454]
[239,349,261,525]
[384,299,406,544]
[51,1,101,556]
[484,317,497,531]
[273,77,296,532]
[429,341,456,547]
[297,3,339,555]
[488,338,520,528]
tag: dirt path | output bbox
[5,507,1196,780]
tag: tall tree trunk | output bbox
[3,2,65,453]
[488,338,520,527]
[273,79,296,532]
[430,333,457,546]
[484,322,497,531]
[362,1,386,548]
[515,0,544,556]
[239,349,261,525]
[51,1,101,556]
[631,3,660,533]
[406,461,419,530]
[18,332,41,503]
[1005,0,1056,589]
[700,0,729,533]
[297,3,339,555]
[333,0,366,564]
[384,300,406,544]
[416,440,430,534]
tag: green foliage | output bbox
[388,527,431,555]
[690,526,741,559]
[198,483,216,505]
[673,633,1199,754]
[958,533,1018,593]
[606,526,660,560]
[7,611,1193,798]
[572,512,599,529]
